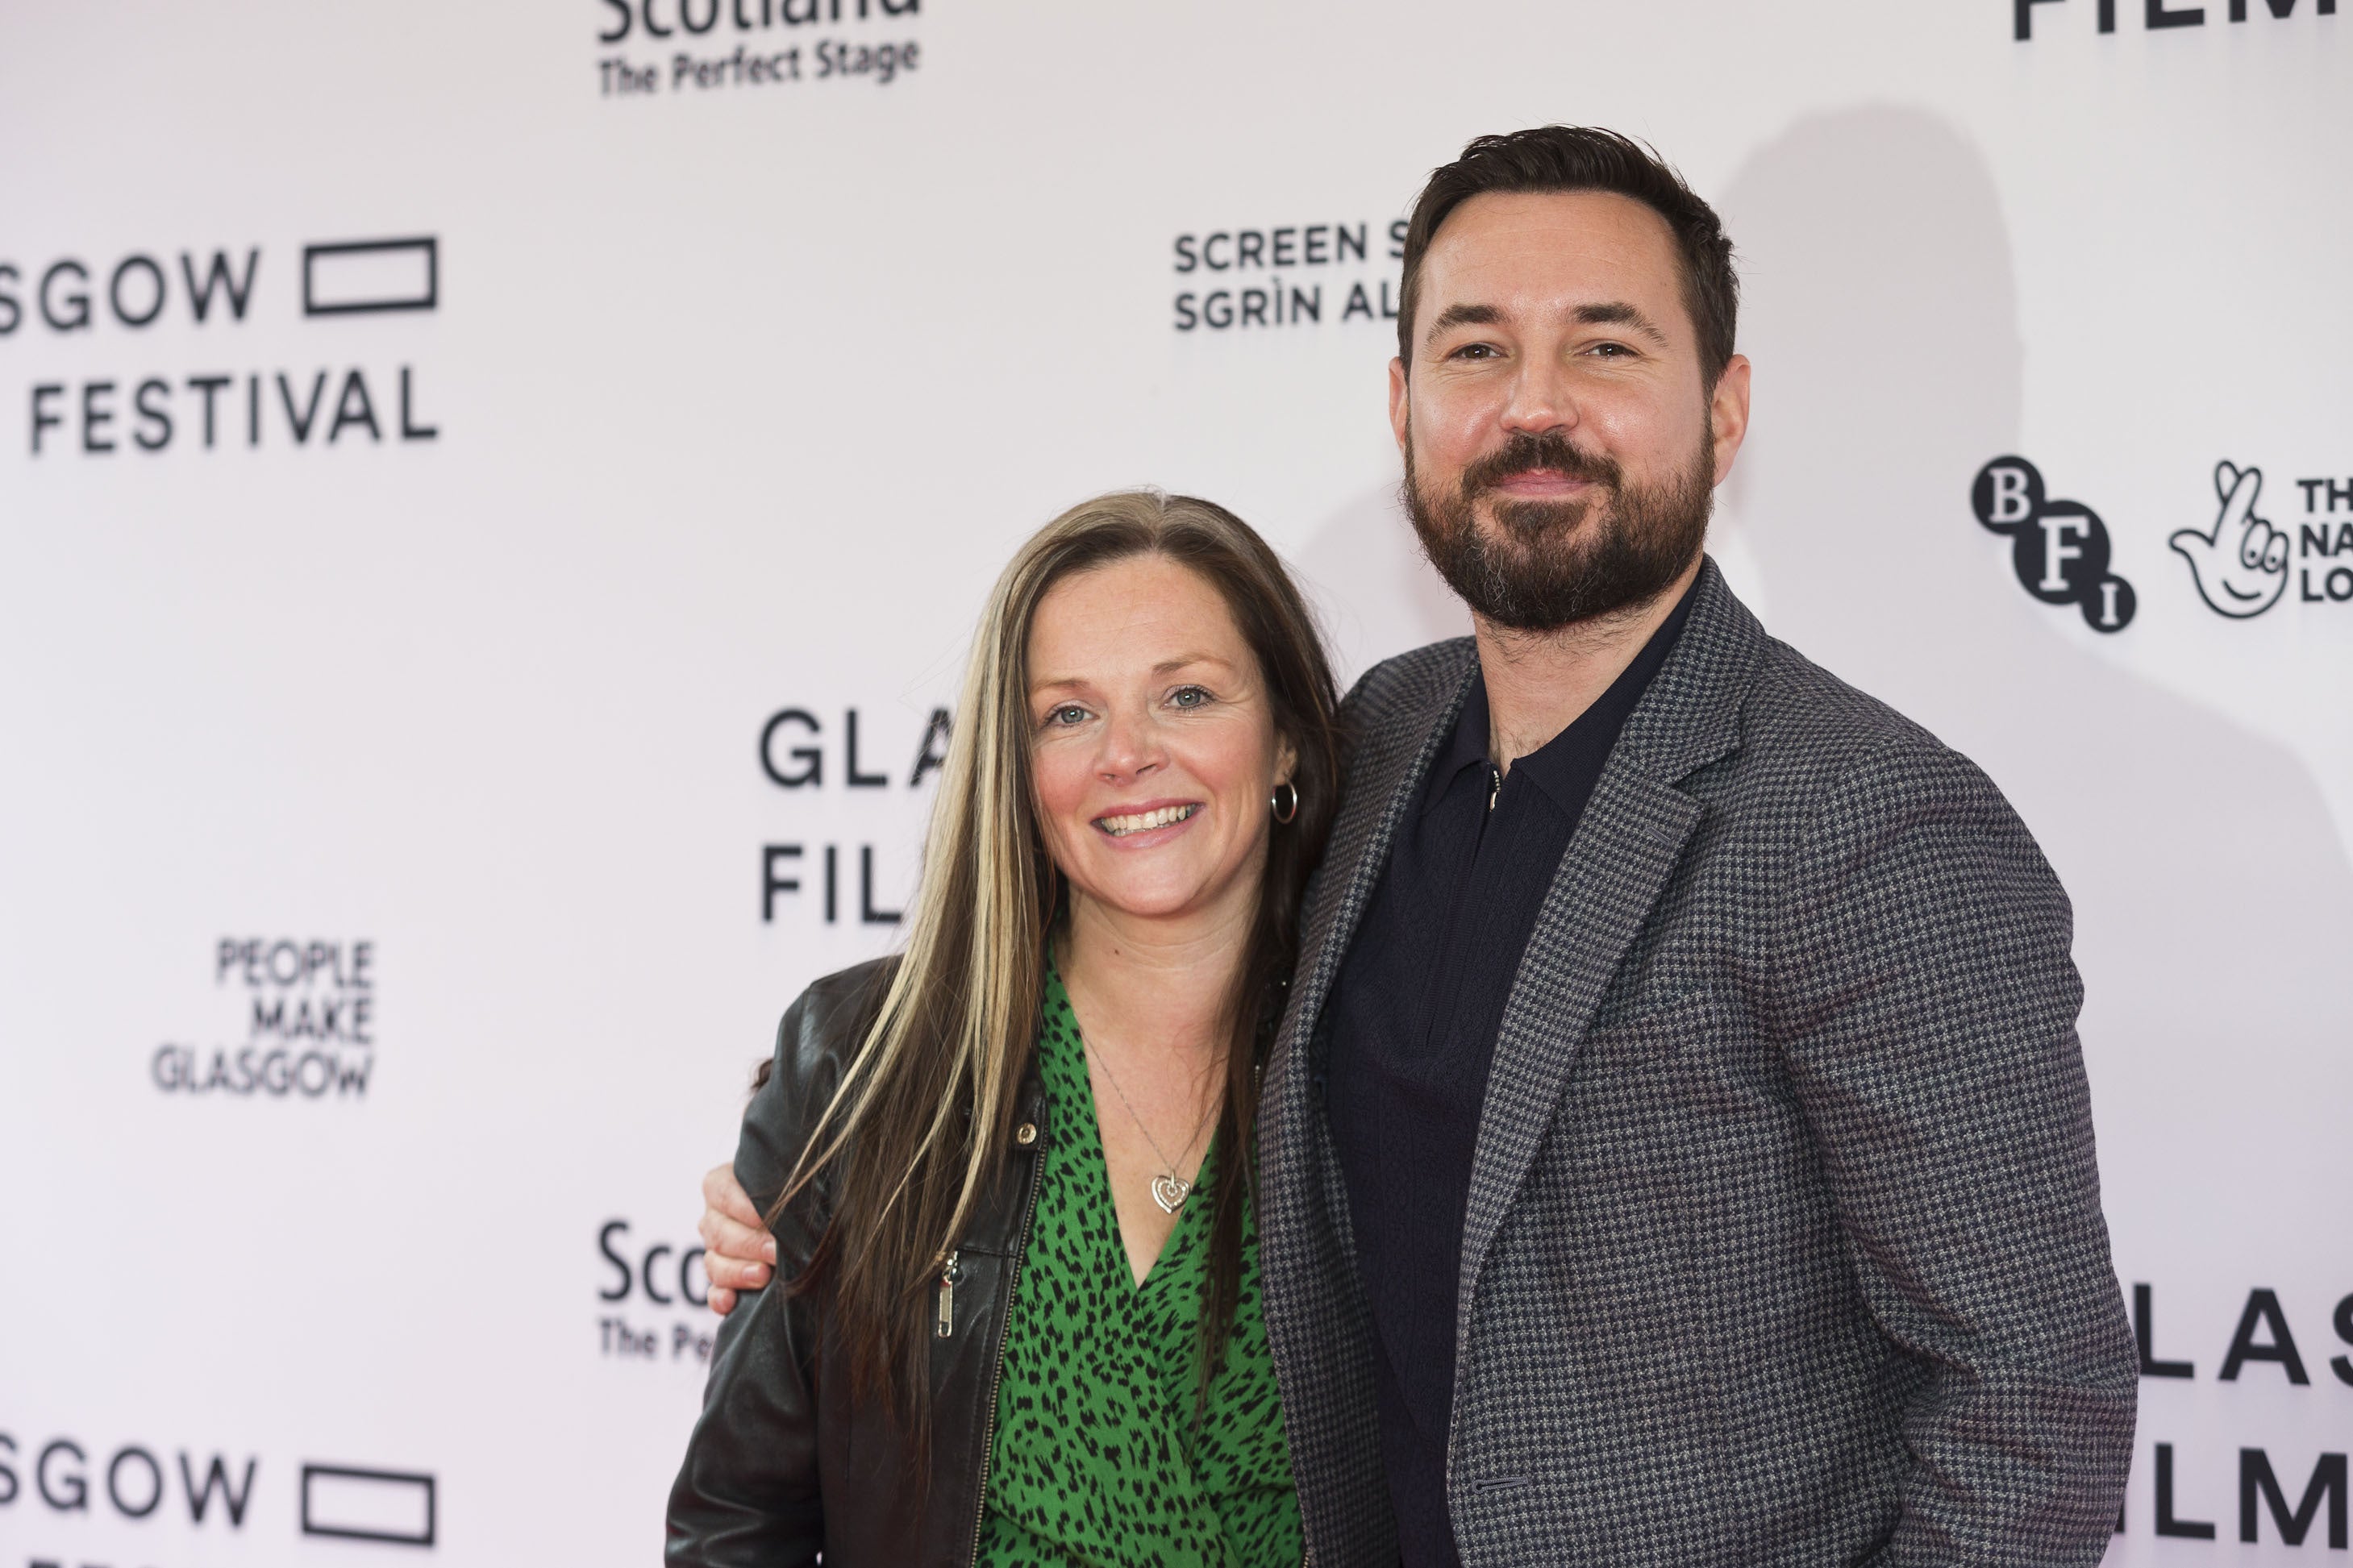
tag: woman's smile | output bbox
[1093,801,1202,840]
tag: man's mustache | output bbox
[1458,430,1622,500]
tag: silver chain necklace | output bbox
[1084,1036,1218,1214]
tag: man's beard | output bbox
[1402,424,1714,632]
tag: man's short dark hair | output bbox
[1397,127,1739,388]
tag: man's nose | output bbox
[1499,351,1580,437]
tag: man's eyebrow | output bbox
[1426,302,1503,343]
[1575,301,1671,347]
[1425,300,1671,351]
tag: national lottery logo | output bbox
[2172,461,2290,618]
[1970,455,2136,633]
[2168,459,2353,618]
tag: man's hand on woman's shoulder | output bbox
[698,1162,774,1316]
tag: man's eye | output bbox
[1449,343,1499,360]
[1169,685,1211,709]
[1587,341,1634,358]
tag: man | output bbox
[698,127,2137,1563]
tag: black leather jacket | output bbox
[664,959,1048,1567]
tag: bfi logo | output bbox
[1972,456,2137,633]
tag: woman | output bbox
[668,490,1340,1566]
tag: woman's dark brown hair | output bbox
[768,489,1340,1425]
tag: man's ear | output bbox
[1388,356,1410,455]
[1709,353,1752,486]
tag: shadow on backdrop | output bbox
[1294,480,1468,693]
[1721,106,2352,1231]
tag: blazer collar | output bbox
[1289,638,1479,1044]
[1610,555,1760,786]
[1285,556,1760,1057]
[1444,558,1768,1375]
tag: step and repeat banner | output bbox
[2,1,2346,1563]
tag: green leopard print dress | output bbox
[973,973,1303,1567]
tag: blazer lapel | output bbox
[1258,640,1479,1560]
[1272,642,1479,1107]
[1451,561,1765,1349]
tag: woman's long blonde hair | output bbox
[774,489,1339,1420]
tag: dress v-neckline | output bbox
[1047,970,1212,1293]
[974,973,1304,1568]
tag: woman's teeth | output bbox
[1097,804,1199,837]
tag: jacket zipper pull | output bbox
[935,1250,960,1339]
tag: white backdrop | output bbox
[2,2,2347,1563]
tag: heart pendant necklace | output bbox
[1086,1038,1215,1215]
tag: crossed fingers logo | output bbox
[1970,456,2136,632]
[2170,461,2289,619]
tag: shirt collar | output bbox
[1424,572,1703,817]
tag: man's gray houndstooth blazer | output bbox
[1257,559,2137,1565]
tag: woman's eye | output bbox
[1049,705,1089,726]
[1169,685,1211,709]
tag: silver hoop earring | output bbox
[1271,780,1299,825]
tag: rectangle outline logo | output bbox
[299,1462,437,1546]
[302,236,439,317]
